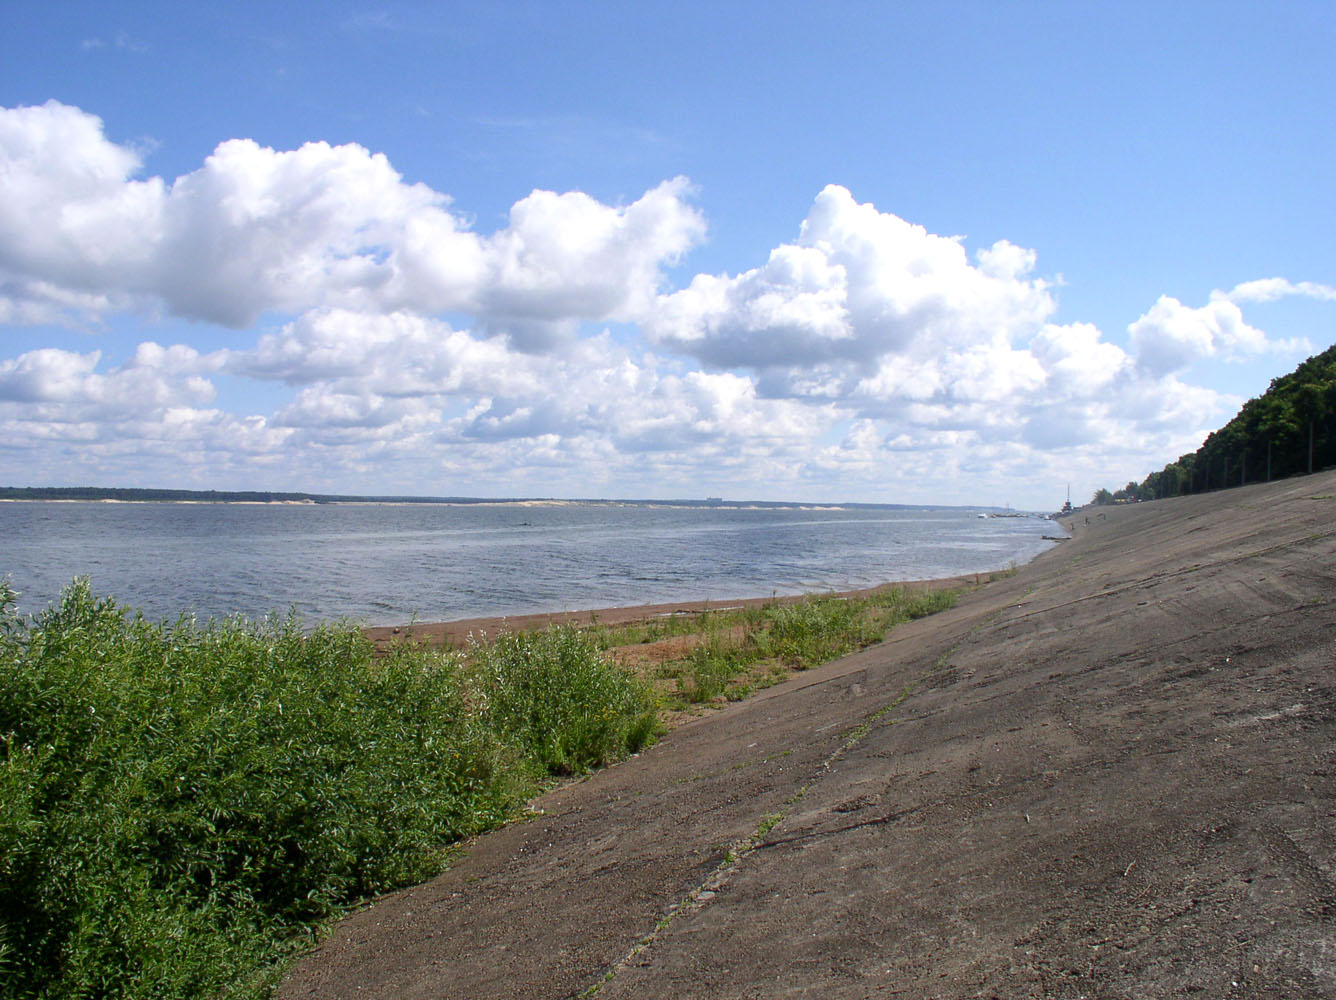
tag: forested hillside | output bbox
[1095,343,1336,504]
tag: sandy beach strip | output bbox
[362,573,984,650]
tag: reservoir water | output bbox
[0,500,1059,626]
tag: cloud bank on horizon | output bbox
[0,100,1330,507]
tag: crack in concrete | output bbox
[577,656,953,998]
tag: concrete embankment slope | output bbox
[281,472,1336,999]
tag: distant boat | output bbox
[706,496,723,503]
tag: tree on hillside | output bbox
[1256,393,1299,482]
[1090,343,1336,504]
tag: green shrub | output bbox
[466,626,658,775]
[0,580,656,1000]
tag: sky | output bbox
[1,1,1333,509]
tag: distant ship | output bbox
[706,496,723,503]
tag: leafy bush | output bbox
[0,580,656,1000]
[467,626,658,775]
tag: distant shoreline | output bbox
[0,497,320,505]
[0,487,1032,514]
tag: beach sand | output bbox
[362,575,981,651]
[283,470,1336,999]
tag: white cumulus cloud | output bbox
[647,184,1055,369]
[0,101,704,336]
[1128,294,1289,375]
[1220,278,1336,304]
[0,344,216,411]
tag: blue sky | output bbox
[2,1,1333,507]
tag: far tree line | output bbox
[1092,342,1336,506]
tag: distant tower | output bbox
[1059,483,1073,515]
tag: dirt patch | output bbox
[610,632,701,669]
[282,473,1336,999]
[608,624,750,670]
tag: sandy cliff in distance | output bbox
[282,470,1336,999]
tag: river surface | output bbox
[0,501,1059,626]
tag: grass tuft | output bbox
[656,586,958,706]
